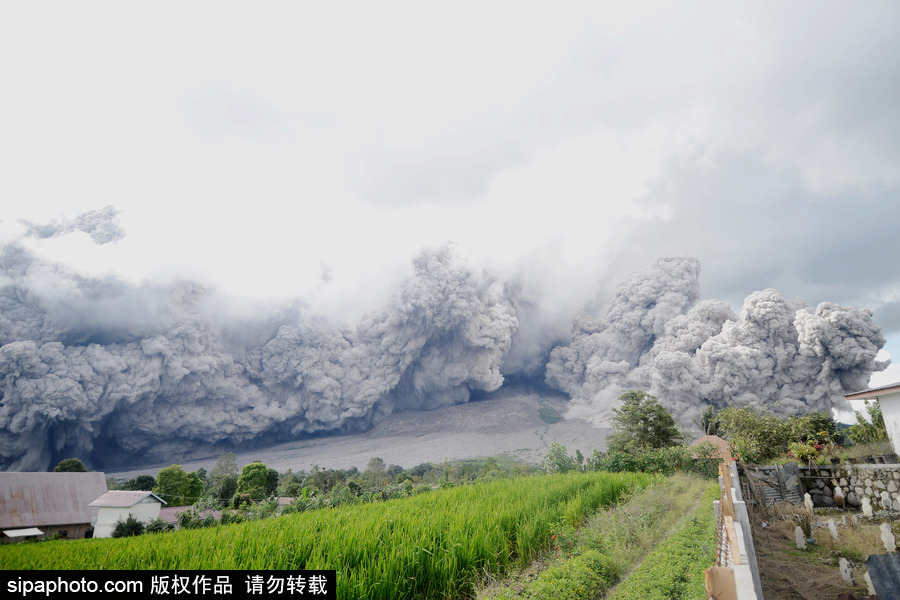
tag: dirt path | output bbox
[600,482,712,599]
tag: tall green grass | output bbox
[605,483,719,600]
[1,471,649,600]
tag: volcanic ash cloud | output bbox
[545,256,888,425]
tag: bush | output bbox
[788,441,820,464]
[111,514,145,538]
[528,550,619,600]
[145,517,173,534]
[588,446,718,478]
[847,400,888,445]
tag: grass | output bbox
[478,474,718,600]
[1,471,649,600]
[605,483,718,600]
[749,502,899,599]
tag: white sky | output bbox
[2,1,899,387]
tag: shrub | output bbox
[145,517,173,534]
[111,514,144,538]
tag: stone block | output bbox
[795,526,807,550]
[862,496,874,517]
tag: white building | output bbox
[846,381,900,456]
[88,491,167,538]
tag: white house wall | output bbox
[879,392,900,455]
[93,498,162,539]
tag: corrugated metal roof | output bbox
[159,506,221,524]
[0,472,108,529]
[89,490,166,507]
[3,528,44,537]
[846,381,900,400]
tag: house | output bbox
[88,490,167,538]
[846,381,900,456]
[0,472,108,543]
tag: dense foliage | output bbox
[847,399,888,445]
[153,464,204,506]
[111,514,145,538]
[606,391,683,453]
[714,405,842,463]
[53,458,87,472]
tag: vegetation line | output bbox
[478,475,717,600]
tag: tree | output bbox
[700,405,719,436]
[848,400,888,445]
[606,390,682,453]
[122,475,157,491]
[365,457,386,486]
[266,468,280,497]
[210,452,238,498]
[53,458,87,472]
[236,462,270,501]
[716,405,791,463]
[154,465,202,506]
[543,442,576,473]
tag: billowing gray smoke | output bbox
[0,242,888,472]
[546,256,888,425]
[20,206,125,245]
[0,243,518,470]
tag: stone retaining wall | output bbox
[800,464,900,511]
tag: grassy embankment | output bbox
[1,471,649,600]
[480,475,719,600]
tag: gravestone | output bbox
[862,496,873,517]
[881,522,897,552]
[865,553,900,600]
[839,558,855,585]
[804,492,814,511]
[795,526,806,550]
[864,571,876,596]
[828,518,839,540]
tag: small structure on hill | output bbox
[0,472,108,542]
[89,491,167,538]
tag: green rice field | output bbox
[0,471,651,600]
